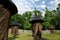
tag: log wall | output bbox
[32,23,42,38]
[0,5,10,40]
[11,26,18,36]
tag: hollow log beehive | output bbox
[50,25,55,34]
[10,20,19,37]
[0,5,10,40]
[0,0,18,40]
[30,8,44,39]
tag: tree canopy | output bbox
[10,3,60,30]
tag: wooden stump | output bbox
[0,5,10,40]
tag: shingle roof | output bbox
[50,25,55,29]
[30,15,44,23]
[0,0,18,16]
[11,21,19,26]
[30,8,44,23]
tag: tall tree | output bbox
[43,8,52,29]
[52,4,60,29]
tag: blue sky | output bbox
[12,0,60,16]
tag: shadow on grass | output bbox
[34,37,49,40]
[39,37,49,40]
[8,36,19,40]
[28,34,32,36]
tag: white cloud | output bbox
[49,0,60,10]
[41,11,45,17]
[42,1,45,4]
[50,0,60,5]
[50,1,54,4]
[12,0,60,15]
[37,5,40,8]
[12,0,39,14]
[34,0,39,2]
[40,1,46,9]
[40,4,46,9]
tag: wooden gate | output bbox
[0,5,10,40]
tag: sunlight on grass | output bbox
[42,31,60,40]
[8,34,33,40]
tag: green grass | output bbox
[8,34,33,40]
[55,31,60,35]
[8,31,60,40]
[42,33,60,40]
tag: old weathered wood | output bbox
[0,5,10,40]
[14,26,18,36]
[0,0,18,39]
[11,26,18,36]
[11,20,19,37]
[32,23,42,38]
[50,25,55,34]
[30,8,44,40]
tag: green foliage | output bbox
[51,3,60,29]
[10,10,42,30]
[43,4,60,30]
[10,11,32,30]
[33,10,42,17]
[43,22,50,29]
[10,3,60,30]
[43,8,52,29]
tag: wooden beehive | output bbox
[10,20,19,36]
[50,25,55,34]
[0,0,18,40]
[30,8,44,39]
[0,5,10,40]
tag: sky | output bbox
[12,0,60,16]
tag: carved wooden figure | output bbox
[0,0,18,40]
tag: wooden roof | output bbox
[0,0,18,16]
[50,25,55,29]
[30,15,44,23]
[11,21,19,26]
[30,8,44,23]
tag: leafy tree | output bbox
[52,4,60,29]
[10,4,60,30]
[33,10,42,17]
[43,8,52,29]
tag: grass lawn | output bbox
[8,30,60,40]
[8,34,33,40]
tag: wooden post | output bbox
[0,5,10,40]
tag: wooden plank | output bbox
[0,10,9,24]
[0,12,10,29]
[0,19,6,30]
[0,8,8,18]
[0,5,10,40]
